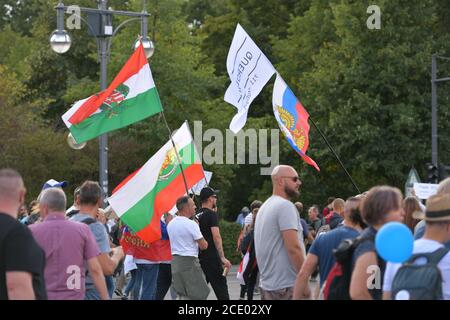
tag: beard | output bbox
[284,185,300,198]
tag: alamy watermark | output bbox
[366,265,381,290]
[192,121,279,176]
[367,5,381,30]
[66,5,81,30]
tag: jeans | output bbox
[136,263,159,300]
[123,269,140,300]
[84,275,113,300]
[85,287,101,300]
[105,275,115,299]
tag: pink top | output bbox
[30,214,100,300]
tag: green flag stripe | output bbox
[119,143,199,231]
[70,87,162,143]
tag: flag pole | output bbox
[309,118,361,194]
[160,111,191,196]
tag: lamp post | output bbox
[51,1,153,205]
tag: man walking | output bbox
[168,196,209,300]
[0,168,47,300]
[30,188,108,300]
[196,187,232,300]
[254,165,305,300]
[70,180,124,299]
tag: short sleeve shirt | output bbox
[309,226,360,286]
[352,226,385,300]
[195,208,219,261]
[70,213,111,288]
[254,195,300,291]
[0,213,47,300]
[167,216,204,257]
[30,214,100,300]
[383,238,450,299]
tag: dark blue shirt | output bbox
[300,218,310,239]
[352,226,385,300]
[309,225,360,286]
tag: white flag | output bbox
[191,171,213,195]
[224,24,276,133]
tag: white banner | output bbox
[224,23,276,133]
[413,183,438,200]
[166,171,212,216]
[191,171,213,195]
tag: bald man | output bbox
[254,165,305,300]
[0,168,47,300]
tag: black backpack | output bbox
[324,235,373,300]
[390,247,449,300]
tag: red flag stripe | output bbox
[136,164,205,243]
[68,43,148,125]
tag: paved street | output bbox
[113,265,320,300]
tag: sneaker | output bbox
[121,295,128,300]
[254,288,260,296]
[114,288,123,297]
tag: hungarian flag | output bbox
[272,73,320,171]
[108,122,205,243]
[62,43,162,143]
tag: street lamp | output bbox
[51,0,153,204]
[49,2,71,53]
[135,36,154,59]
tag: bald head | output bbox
[40,188,67,213]
[0,168,24,199]
[271,165,301,199]
[271,165,296,181]
[0,169,26,217]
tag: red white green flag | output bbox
[107,122,205,243]
[62,43,162,143]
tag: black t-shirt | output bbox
[195,208,220,261]
[0,213,47,300]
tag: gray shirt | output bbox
[254,195,300,291]
[70,213,111,288]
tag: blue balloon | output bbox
[375,222,414,263]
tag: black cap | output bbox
[200,187,219,201]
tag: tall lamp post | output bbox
[50,0,154,204]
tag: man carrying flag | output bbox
[62,42,163,143]
[107,122,205,244]
[272,74,320,171]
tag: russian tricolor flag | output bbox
[272,74,320,171]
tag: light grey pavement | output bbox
[114,265,320,300]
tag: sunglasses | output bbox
[281,176,300,183]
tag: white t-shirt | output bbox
[244,213,253,227]
[383,238,450,299]
[167,216,204,257]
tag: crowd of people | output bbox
[1,164,450,300]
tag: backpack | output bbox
[390,247,450,300]
[323,235,373,300]
[315,224,331,237]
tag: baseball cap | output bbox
[200,187,219,201]
[42,179,68,190]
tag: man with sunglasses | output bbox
[195,187,231,300]
[254,165,306,300]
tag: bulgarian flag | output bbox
[62,43,162,143]
[108,122,205,243]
